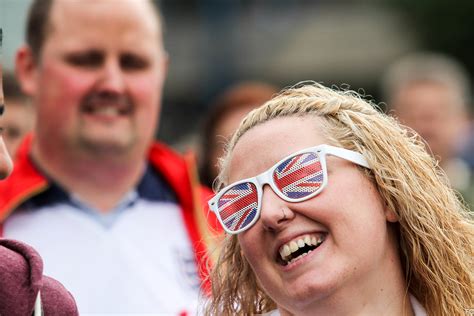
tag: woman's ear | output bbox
[384,204,399,223]
[15,45,38,96]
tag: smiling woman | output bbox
[204,82,474,316]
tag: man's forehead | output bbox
[49,0,160,29]
[44,0,163,53]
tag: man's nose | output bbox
[259,185,294,232]
[97,59,126,93]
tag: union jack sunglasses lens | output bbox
[217,182,259,232]
[272,152,324,199]
[216,152,324,233]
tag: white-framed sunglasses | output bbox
[208,144,371,234]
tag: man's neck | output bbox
[31,143,147,213]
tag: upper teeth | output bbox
[91,106,121,116]
[279,234,324,262]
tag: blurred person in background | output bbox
[0,0,218,314]
[0,72,34,158]
[382,52,474,208]
[199,81,278,188]
[1,27,78,316]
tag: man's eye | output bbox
[120,54,149,70]
[65,52,103,67]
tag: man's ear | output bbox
[160,51,169,83]
[15,45,38,96]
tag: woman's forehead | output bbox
[236,116,324,150]
[227,116,326,181]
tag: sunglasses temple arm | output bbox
[324,146,370,169]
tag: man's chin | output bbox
[77,135,135,156]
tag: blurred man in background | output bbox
[382,52,474,208]
[0,72,34,157]
[0,0,217,314]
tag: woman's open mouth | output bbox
[277,233,327,266]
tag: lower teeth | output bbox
[281,237,326,266]
[288,249,312,264]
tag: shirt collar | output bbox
[21,162,177,212]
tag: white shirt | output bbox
[5,198,200,315]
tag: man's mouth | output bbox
[82,104,131,116]
[277,233,326,266]
[81,94,133,117]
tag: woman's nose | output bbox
[259,185,294,232]
[0,137,13,179]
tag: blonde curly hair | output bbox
[204,81,474,316]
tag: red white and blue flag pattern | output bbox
[218,182,258,231]
[273,152,324,199]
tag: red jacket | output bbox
[0,135,221,291]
